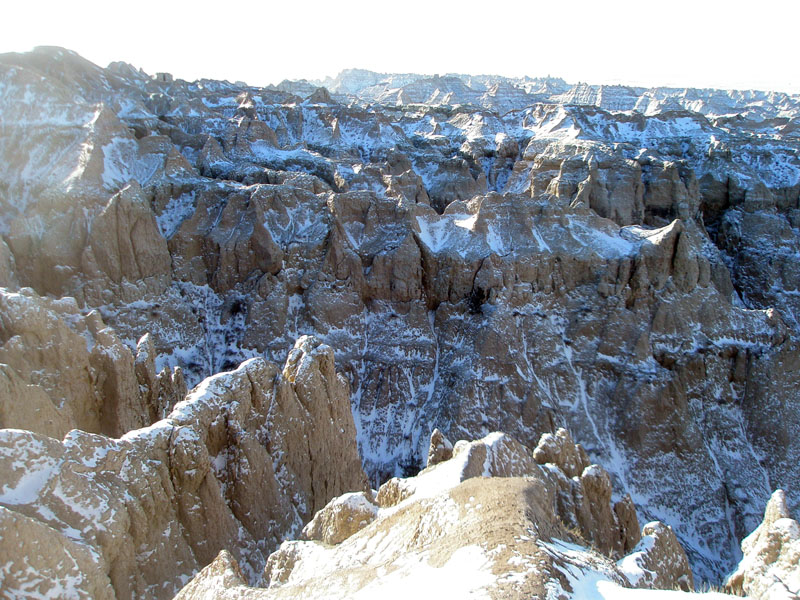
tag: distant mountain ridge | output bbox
[266,67,800,119]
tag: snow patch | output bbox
[156,192,195,239]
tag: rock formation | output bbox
[299,491,378,546]
[0,287,152,438]
[1,45,799,591]
[426,427,453,466]
[0,337,367,599]
[725,490,800,599]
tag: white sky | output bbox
[3,0,799,93]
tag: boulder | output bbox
[301,492,378,545]
[426,428,453,466]
[618,521,694,591]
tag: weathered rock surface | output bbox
[0,337,367,599]
[300,491,378,545]
[174,431,695,599]
[2,46,800,586]
[725,489,800,599]
[618,521,695,591]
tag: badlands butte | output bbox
[0,46,799,599]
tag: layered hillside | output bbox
[1,46,799,593]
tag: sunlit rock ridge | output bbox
[1,46,799,597]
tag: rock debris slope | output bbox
[1,45,799,588]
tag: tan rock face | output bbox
[0,337,367,599]
[426,427,453,466]
[270,336,369,518]
[86,181,171,287]
[614,494,642,554]
[0,237,18,288]
[0,288,146,437]
[0,505,115,599]
[0,362,69,439]
[726,490,800,600]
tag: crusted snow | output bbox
[349,545,494,600]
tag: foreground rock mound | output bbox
[726,489,800,599]
[176,430,697,599]
[0,336,367,599]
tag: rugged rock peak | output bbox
[726,489,800,599]
[0,338,367,599]
[306,87,334,105]
[272,336,370,517]
[533,427,591,478]
[619,521,695,592]
[175,431,695,599]
[426,427,453,466]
